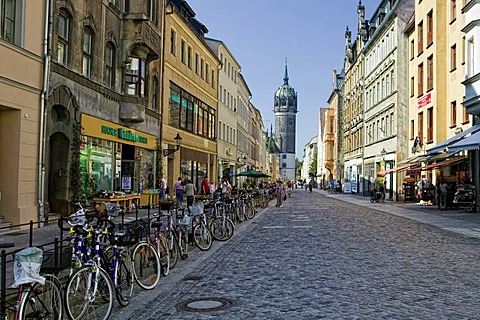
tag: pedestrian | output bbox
[201,176,210,195]
[160,175,167,201]
[185,179,196,207]
[221,177,231,195]
[276,180,286,207]
[439,179,448,210]
[173,177,184,206]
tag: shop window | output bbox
[125,57,145,97]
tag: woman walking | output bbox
[276,180,286,207]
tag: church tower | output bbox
[274,59,298,180]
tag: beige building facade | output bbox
[0,0,46,224]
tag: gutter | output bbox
[38,0,53,226]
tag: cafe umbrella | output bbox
[235,170,271,178]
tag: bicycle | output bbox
[189,203,213,251]
[1,245,63,320]
[205,200,234,242]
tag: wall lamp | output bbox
[162,133,182,157]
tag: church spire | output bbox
[283,58,289,85]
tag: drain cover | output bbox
[176,297,235,312]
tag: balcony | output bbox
[120,96,146,123]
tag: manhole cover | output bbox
[176,297,235,312]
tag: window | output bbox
[427,107,433,143]
[187,46,192,69]
[82,28,93,78]
[410,120,414,140]
[410,39,415,60]
[450,0,456,22]
[427,55,433,91]
[105,42,115,89]
[410,76,415,97]
[170,29,176,55]
[282,163,287,168]
[57,10,71,66]
[180,39,186,64]
[451,101,456,127]
[467,38,474,77]
[462,36,466,65]
[427,10,433,46]
[463,96,469,123]
[125,57,146,97]
[418,112,424,145]
[1,0,22,45]
[390,70,395,92]
[168,82,216,138]
[206,63,209,84]
[282,155,287,159]
[419,63,425,97]
[147,0,158,24]
[450,44,457,71]
[151,76,158,112]
[200,58,204,79]
[418,21,423,55]
[211,68,215,88]
[195,53,199,75]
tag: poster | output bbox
[121,175,132,190]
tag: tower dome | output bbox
[274,61,296,99]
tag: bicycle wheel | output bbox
[193,224,212,251]
[209,217,234,241]
[176,226,189,259]
[131,242,160,290]
[18,274,63,320]
[158,235,170,276]
[167,231,179,269]
[65,265,114,320]
[115,250,134,307]
[245,204,256,219]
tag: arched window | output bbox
[105,42,115,88]
[58,10,71,66]
[82,27,93,78]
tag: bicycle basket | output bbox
[188,203,204,217]
[13,247,45,288]
[178,215,192,226]
[69,208,87,226]
[105,202,120,218]
[41,245,72,273]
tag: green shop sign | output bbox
[101,125,148,144]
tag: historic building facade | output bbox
[163,0,219,191]
[274,62,297,181]
[363,0,413,200]
[204,38,239,185]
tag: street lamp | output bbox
[162,133,182,157]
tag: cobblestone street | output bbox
[110,189,480,319]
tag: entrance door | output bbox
[49,133,70,215]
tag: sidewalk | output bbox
[316,188,480,239]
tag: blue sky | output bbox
[187,0,379,157]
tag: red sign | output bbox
[418,93,431,108]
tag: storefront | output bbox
[80,114,158,198]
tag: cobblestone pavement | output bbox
[109,189,480,319]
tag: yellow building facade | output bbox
[162,2,220,192]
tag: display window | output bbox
[80,136,114,196]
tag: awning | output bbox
[377,164,413,177]
[427,124,480,154]
[447,130,480,153]
[398,154,429,164]
[408,157,466,173]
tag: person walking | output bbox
[185,179,196,207]
[160,175,167,201]
[276,180,286,207]
[173,177,184,206]
[201,176,210,195]
[439,179,448,210]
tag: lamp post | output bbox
[162,133,182,157]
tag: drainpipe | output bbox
[38,0,53,226]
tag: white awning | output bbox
[447,130,480,153]
[427,124,480,154]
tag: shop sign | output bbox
[101,125,148,144]
[418,93,431,108]
[81,114,157,150]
